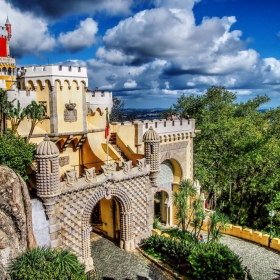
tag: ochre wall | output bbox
[57,80,84,133]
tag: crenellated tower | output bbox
[0,17,16,90]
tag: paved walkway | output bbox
[91,232,280,280]
[90,234,169,280]
[219,234,280,280]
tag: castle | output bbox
[1,19,197,272]
[0,17,16,90]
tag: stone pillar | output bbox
[134,121,143,154]
[49,85,58,133]
[120,211,134,251]
[81,220,94,272]
[81,83,87,132]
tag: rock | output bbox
[0,165,37,276]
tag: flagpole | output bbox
[106,136,109,164]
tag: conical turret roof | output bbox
[143,126,160,141]
[36,135,59,157]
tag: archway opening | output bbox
[154,190,170,226]
[90,197,120,243]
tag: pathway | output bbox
[219,234,280,280]
[90,234,169,280]
[91,232,280,280]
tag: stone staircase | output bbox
[109,133,129,162]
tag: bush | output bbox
[0,130,36,177]
[142,235,192,264]
[8,247,87,280]
[187,242,245,280]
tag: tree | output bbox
[169,86,280,232]
[110,97,125,122]
[206,211,229,242]
[25,101,49,142]
[7,100,27,134]
[173,179,197,232]
[0,130,36,177]
[0,88,13,135]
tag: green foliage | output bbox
[110,97,125,122]
[153,216,162,230]
[0,88,13,134]
[206,211,229,242]
[8,247,87,280]
[173,179,197,232]
[142,234,246,279]
[187,242,245,280]
[25,101,50,142]
[142,234,192,264]
[0,130,36,176]
[170,85,280,232]
[7,100,28,134]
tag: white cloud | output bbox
[124,79,137,88]
[0,0,55,57]
[58,18,98,53]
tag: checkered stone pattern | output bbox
[128,176,152,239]
[56,189,91,258]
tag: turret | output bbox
[35,135,60,218]
[143,126,160,186]
[5,17,11,39]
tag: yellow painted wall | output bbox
[35,81,50,133]
[170,158,182,184]
[98,198,120,240]
[172,184,179,226]
[160,192,167,223]
[87,109,106,129]
[57,81,84,133]
[58,144,80,177]
[117,125,136,153]
[83,131,114,173]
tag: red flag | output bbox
[105,110,110,139]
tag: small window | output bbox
[86,102,91,115]
[145,123,148,129]
[59,65,62,71]
[92,92,95,97]
[101,92,105,97]
[48,160,52,173]
[78,67,81,72]
[69,66,72,71]
[155,122,157,128]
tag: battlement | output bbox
[0,26,8,37]
[0,57,16,65]
[17,65,87,78]
[141,119,195,134]
[17,64,88,89]
[86,91,113,114]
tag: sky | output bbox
[1,0,280,108]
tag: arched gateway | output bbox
[81,183,134,269]
[35,129,161,271]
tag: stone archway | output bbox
[81,183,134,271]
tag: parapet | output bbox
[17,64,88,89]
[86,91,113,114]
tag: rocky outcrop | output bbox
[0,165,37,276]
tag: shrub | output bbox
[0,130,36,177]
[187,242,245,280]
[8,247,87,280]
[142,235,192,264]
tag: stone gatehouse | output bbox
[4,63,196,272]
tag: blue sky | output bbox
[1,0,280,108]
